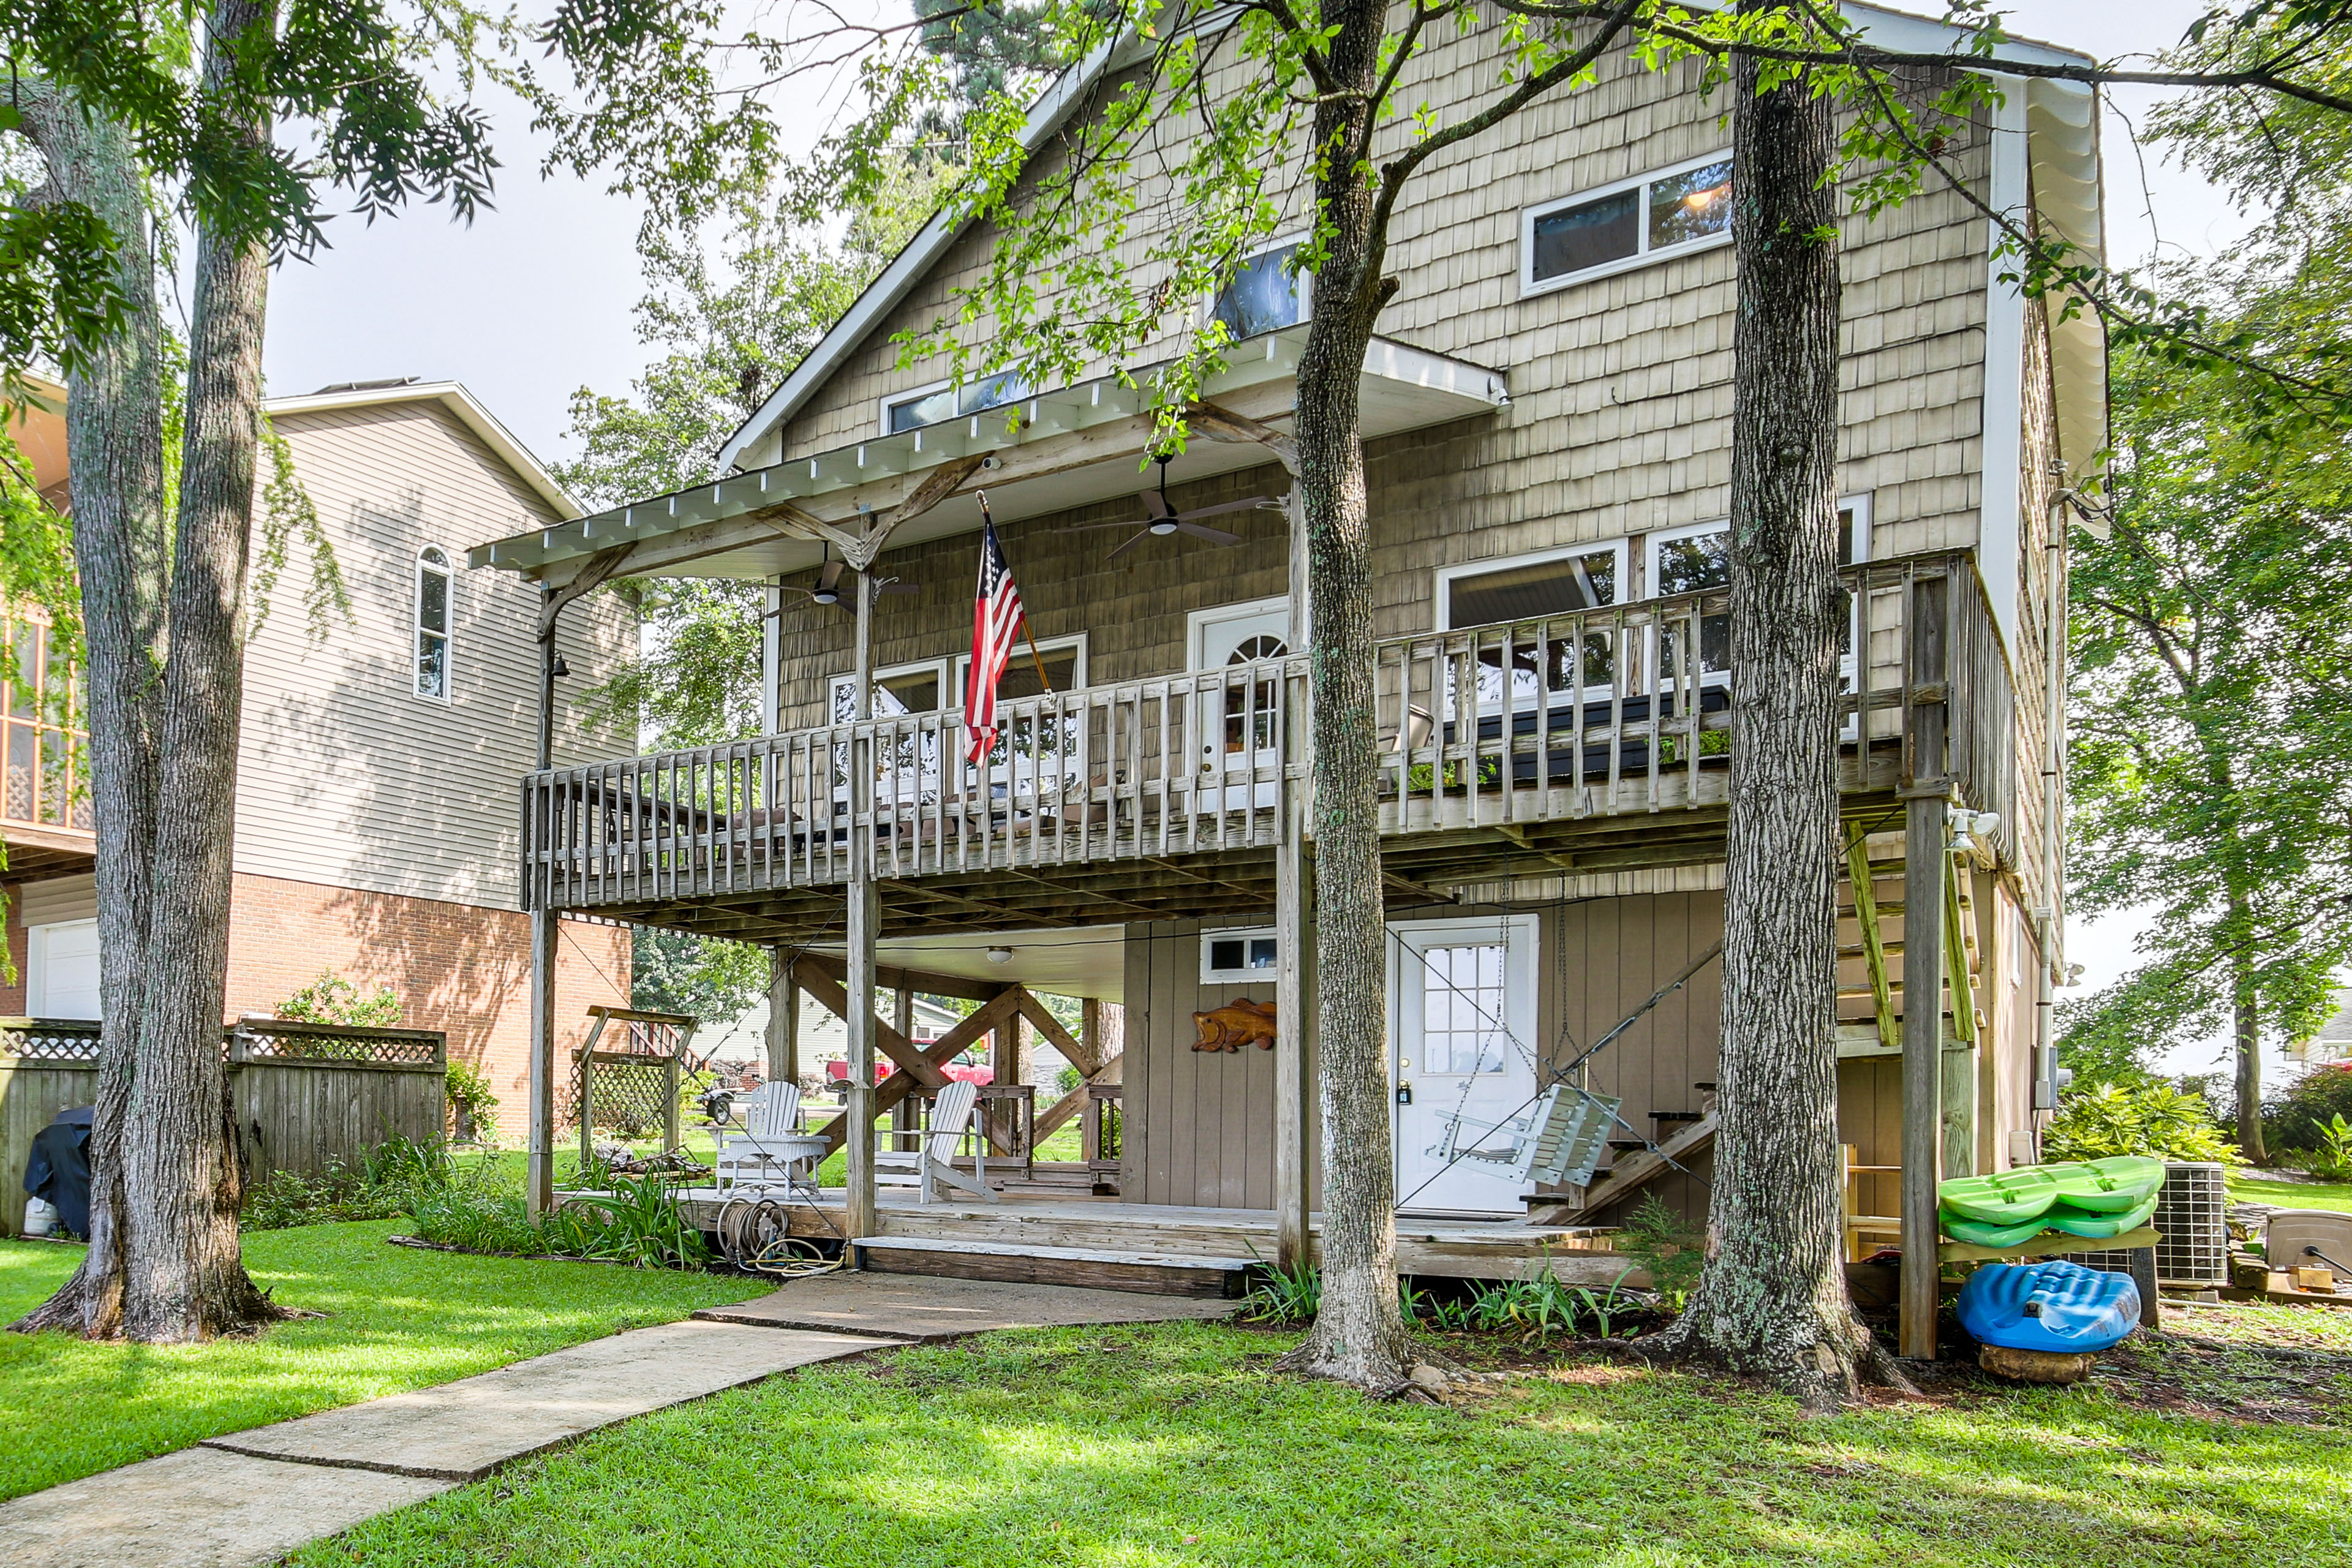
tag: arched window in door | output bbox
[415,546,453,699]
[1223,631,1289,754]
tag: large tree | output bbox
[2,0,723,1342]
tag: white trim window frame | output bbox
[1200,924,1280,985]
[954,632,1088,792]
[876,369,1033,437]
[413,545,454,701]
[1642,493,1874,698]
[1520,150,1735,297]
[1205,233,1313,343]
[1434,538,1630,718]
[828,657,952,809]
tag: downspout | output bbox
[2032,484,2071,1123]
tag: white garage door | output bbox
[29,920,102,1020]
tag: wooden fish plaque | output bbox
[1193,998,1277,1052]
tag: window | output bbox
[829,661,950,723]
[1417,943,1508,1075]
[1210,239,1308,341]
[1202,925,1279,984]
[954,634,1084,708]
[1436,541,1628,707]
[414,546,453,699]
[880,370,1032,435]
[1643,497,1871,688]
[1522,153,1733,293]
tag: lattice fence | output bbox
[231,1020,445,1066]
[576,1057,676,1141]
[0,1019,102,1061]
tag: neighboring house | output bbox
[2,379,636,1134]
[2293,989,2352,1064]
[475,6,2103,1325]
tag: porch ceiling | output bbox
[816,926,1133,1003]
[467,328,1507,586]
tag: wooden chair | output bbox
[876,1079,998,1204]
[713,1083,823,1198]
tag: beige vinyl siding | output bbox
[14,875,96,928]
[764,43,1997,729]
[236,402,631,908]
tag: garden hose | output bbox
[715,1195,845,1279]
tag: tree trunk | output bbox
[12,1,287,1342]
[2230,903,2265,1164]
[1639,18,1898,1407]
[10,81,170,1340]
[1274,0,1419,1392]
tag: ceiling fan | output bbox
[1056,454,1280,564]
[777,548,920,612]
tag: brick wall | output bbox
[2,870,631,1142]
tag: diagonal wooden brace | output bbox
[805,987,1023,1155]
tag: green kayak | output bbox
[2043,1191,2162,1239]
[1937,1167,2067,1225]
[2046,1156,2166,1213]
[1940,1209,2058,1249]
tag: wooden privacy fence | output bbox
[0,1016,447,1237]
[521,550,2018,913]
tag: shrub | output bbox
[446,1060,500,1142]
[1613,1194,1705,1306]
[243,1136,450,1231]
[1055,1064,1082,1096]
[2266,1063,2352,1158]
[277,971,401,1028]
[2042,1082,2245,1164]
[2299,1114,2352,1183]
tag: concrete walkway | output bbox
[0,1275,1235,1568]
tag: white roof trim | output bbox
[473,328,1506,577]
[264,381,581,520]
[717,2,2099,475]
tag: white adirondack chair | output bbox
[712,1083,823,1197]
[875,1079,997,1204]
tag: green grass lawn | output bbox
[2231,1173,2352,1212]
[292,1314,2352,1568]
[0,1219,766,1501]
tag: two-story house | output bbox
[2,379,635,1137]
[473,6,2103,1342]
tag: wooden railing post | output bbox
[1899,568,1951,1362]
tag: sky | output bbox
[257,2,2302,1078]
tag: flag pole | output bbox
[978,489,1054,694]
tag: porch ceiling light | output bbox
[986,946,1015,965]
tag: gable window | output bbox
[414,546,453,700]
[1210,239,1309,341]
[1522,154,1733,293]
[1201,925,1279,985]
[880,370,1031,435]
[1436,541,1627,708]
[1645,497,1871,688]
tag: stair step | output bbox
[852,1236,1257,1299]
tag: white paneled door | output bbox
[1390,914,1540,1216]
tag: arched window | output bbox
[414,546,453,699]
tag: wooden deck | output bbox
[655,1186,1645,1286]
[521,552,2016,941]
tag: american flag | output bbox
[965,505,1027,764]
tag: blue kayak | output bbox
[1956,1259,2141,1354]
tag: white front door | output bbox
[1189,598,1291,808]
[28,919,102,1020]
[1390,915,1540,1216]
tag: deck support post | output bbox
[1899,575,1951,1361]
[845,568,880,1248]
[1273,523,1313,1270]
[766,952,798,1087]
[526,905,559,1218]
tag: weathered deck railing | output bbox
[524,551,2014,911]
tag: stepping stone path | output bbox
[0,1278,1233,1567]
